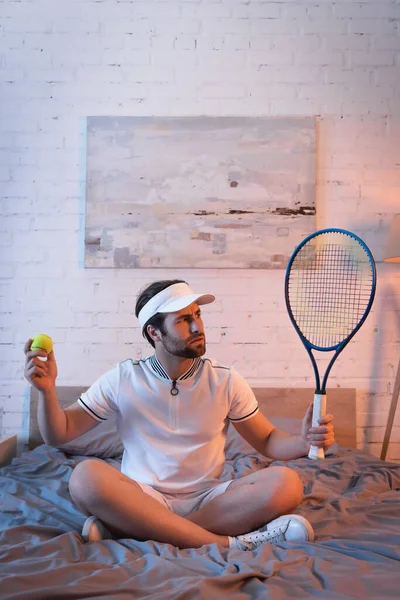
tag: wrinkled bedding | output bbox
[0,441,399,599]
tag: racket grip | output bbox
[308,393,327,461]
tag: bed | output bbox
[0,386,399,599]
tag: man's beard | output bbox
[160,333,206,358]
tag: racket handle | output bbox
[308,393,327,461]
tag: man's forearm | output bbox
[262,428,309,461]
[38,387,68,445]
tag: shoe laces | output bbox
[239,523,287,550]
[251,527,286,548]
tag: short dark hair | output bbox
[135,279,187,348]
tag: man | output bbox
[24,279,335,551]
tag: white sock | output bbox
[228,536,250,551]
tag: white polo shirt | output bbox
[77,356,259,493]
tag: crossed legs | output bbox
[69,460,303,548]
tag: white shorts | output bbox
[136,480,234,518]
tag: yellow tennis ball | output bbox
[31,334,53,354]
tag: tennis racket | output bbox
[285,228,376,460]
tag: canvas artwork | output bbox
[84,116,316,269]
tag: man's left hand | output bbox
[301,402,335,452]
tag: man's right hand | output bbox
[24,339,58,393]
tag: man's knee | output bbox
[262,467,303,511]
[69,459,109,506]
[268,466,303,509]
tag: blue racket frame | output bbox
[285,228,377,394]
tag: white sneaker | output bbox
[233,514,314,551]
[81,516,114,542]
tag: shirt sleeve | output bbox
[77,365,120,422]
[227,368,259,423]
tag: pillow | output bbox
[56,414,123,458]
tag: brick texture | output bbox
[0,0,399,461]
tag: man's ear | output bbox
[147,324,162,343]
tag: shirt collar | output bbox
[149,355,202,381]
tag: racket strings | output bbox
[288,232,374,348]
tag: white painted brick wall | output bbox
[1,0,400,462]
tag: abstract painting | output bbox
[85,117,316,269]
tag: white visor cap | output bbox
[138,282,215,328]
